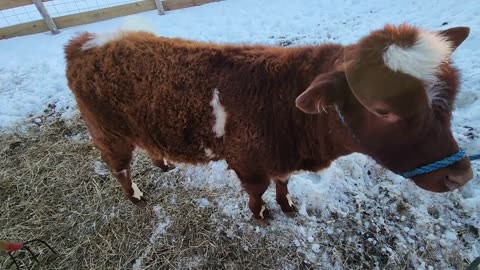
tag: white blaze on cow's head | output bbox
[296,24,473,192]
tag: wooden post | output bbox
[32,0,59,34]
[154,0,165,15]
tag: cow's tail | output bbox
[64,32,94,60]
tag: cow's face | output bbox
[296,25,473,192]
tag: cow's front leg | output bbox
[275,179,297,217]
[241,180,271,226]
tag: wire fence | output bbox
[0,5,41,27]
[0,0,141,28]
[0,0,217,39]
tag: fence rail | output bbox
[0,0,219,39]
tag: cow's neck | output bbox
[291,45,361,169]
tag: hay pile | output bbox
[0,118,302,270]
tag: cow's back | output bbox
[65,32,227,163]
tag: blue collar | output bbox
[400,149,466,178]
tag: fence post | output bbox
[154,0,165,15]
[32,0,59,34]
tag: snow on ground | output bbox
[180,157,480,268]
[1,0,480,268]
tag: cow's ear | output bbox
[438,26,470,52]
[296,72,346,114]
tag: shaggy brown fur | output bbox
[65,24,472,224]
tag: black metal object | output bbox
[5,239,57,270]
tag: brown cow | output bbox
[65,24,473,224]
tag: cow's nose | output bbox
[444,168,474,191]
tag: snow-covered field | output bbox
[1,0,479,268]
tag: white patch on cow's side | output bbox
[286,194,295,207]
[131,182,144,200]
[82,32,129,50]
[259,205,266,219]
[204,147,216,158]
[383,30,452,84]
[210,89,227,138]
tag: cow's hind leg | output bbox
[94,138,145,205]
[275,179,297,217]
